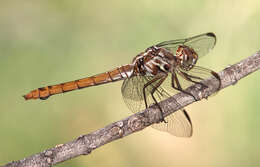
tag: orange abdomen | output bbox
[23,65,133,100]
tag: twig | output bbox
[2,51,260,167]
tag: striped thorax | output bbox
[132,45,199,77]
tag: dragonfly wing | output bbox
[152,109,192,137]
[121,75,162,113]
[185,32,216,59]
[121,75,193,137]
[176,65,221,90]
[156,32,216,59]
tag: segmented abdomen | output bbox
[23,65,133,100]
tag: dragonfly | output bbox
[24,32,221,137]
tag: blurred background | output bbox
[1,0,260,166]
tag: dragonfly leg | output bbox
[143,74,167,123]
[150,74,168,123]
[178,70,221,100]
[178,71,209,90]
[172,72,198,101]
[143,76,161,109]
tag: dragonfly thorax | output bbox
[133,46,176,76]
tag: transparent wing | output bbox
[121,75,193,137]
[156,32,216,59]
[152,109,192,137]
[121,75,155,113]
[176,66,221,90]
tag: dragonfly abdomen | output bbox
[23,65,134,100]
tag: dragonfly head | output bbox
[176,45,198,71]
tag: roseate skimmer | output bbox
[24,32,221,137]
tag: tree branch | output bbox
[2,51,260,167]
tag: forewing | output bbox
[121,75,193,137]
[156,32,216,58]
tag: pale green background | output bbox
[1,0,260,166]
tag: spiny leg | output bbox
[143,76,162,108]
[150,74,168,123]
[179,71,209,90]
[180,70,221,92]
[143,74,167,123]
[171,72,198,101]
